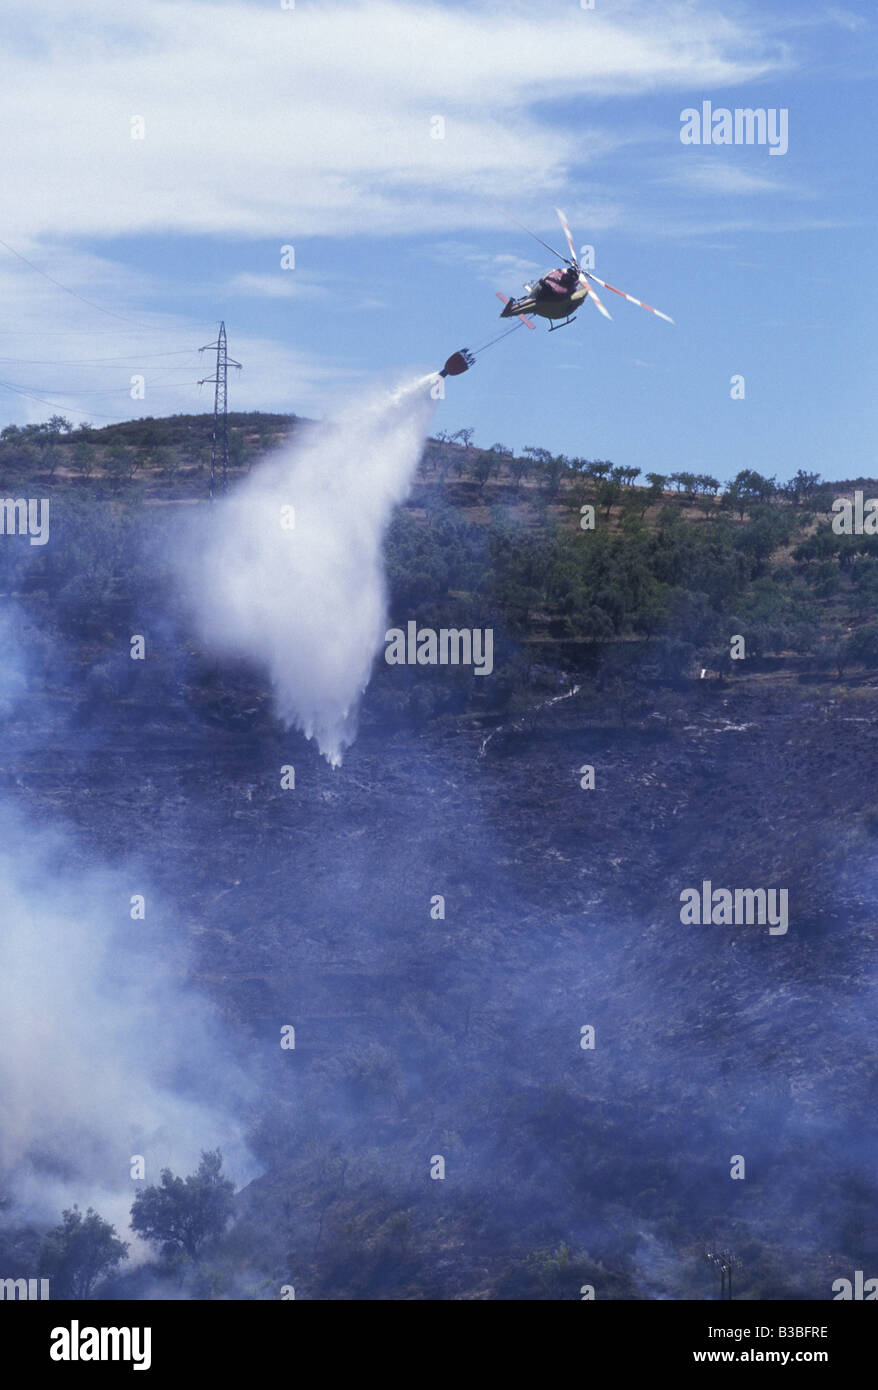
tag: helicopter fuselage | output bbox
[499,269,588,322]
[498,206,673,333]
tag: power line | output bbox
[0,366,200,389]
[0,377,112,418]
[0,327,217,336]
[0,236,165,330]
[0,377,208,420]
[0,349,201,366]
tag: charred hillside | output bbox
[1,413,877,1300]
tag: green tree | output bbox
[473,452,494,491]
[597,478,621,517]
[542,455,565,496]
[523,445,551,467]
[228,433,245,471]
[676,471,697,498]
[613,465,640,487]
[153,445,179,479]
[72,440,96,479]
[510,456,530,489]
[39,1206,128,1299]
[39,437,61,479]
[696,474,720,498]
[844,622,878,669]
[130,1150,235,1261]
[104,442,135,489]
[450,448,468,479]
[783,469,822,505]
[727,469,776,517]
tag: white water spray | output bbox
[178,376,437,765]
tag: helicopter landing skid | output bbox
[548,315,577,331]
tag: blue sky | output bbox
[0,0,875,484]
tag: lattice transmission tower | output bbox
[706,1248,741,1300]
[199,321,242,497]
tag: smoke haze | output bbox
[0,612,255,1239]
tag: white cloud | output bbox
[0,1,810,427]
[226,271,330,301]
[772,4,870,35]
[826,6,871,32]
[644,213,852,239]
[0,0,787,243]
[664,160,810,197]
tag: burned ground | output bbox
[4,633,877,1299]
[1,426,877,1299]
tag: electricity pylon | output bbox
[199,321,242,498]
[706,1248,742,1300]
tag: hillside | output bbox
[1,410,876,698]
[1,411,877,1301]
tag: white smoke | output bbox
[0,810,256,1239]
[177,377,436,765]
[0,608,255,1238]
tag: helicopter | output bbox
[498,207,674,332]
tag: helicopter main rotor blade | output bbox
[579,273,612,320]
[555,207,579,268]
[583,270,674,324]
[558,206,610,319]
[504,212,568,265]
